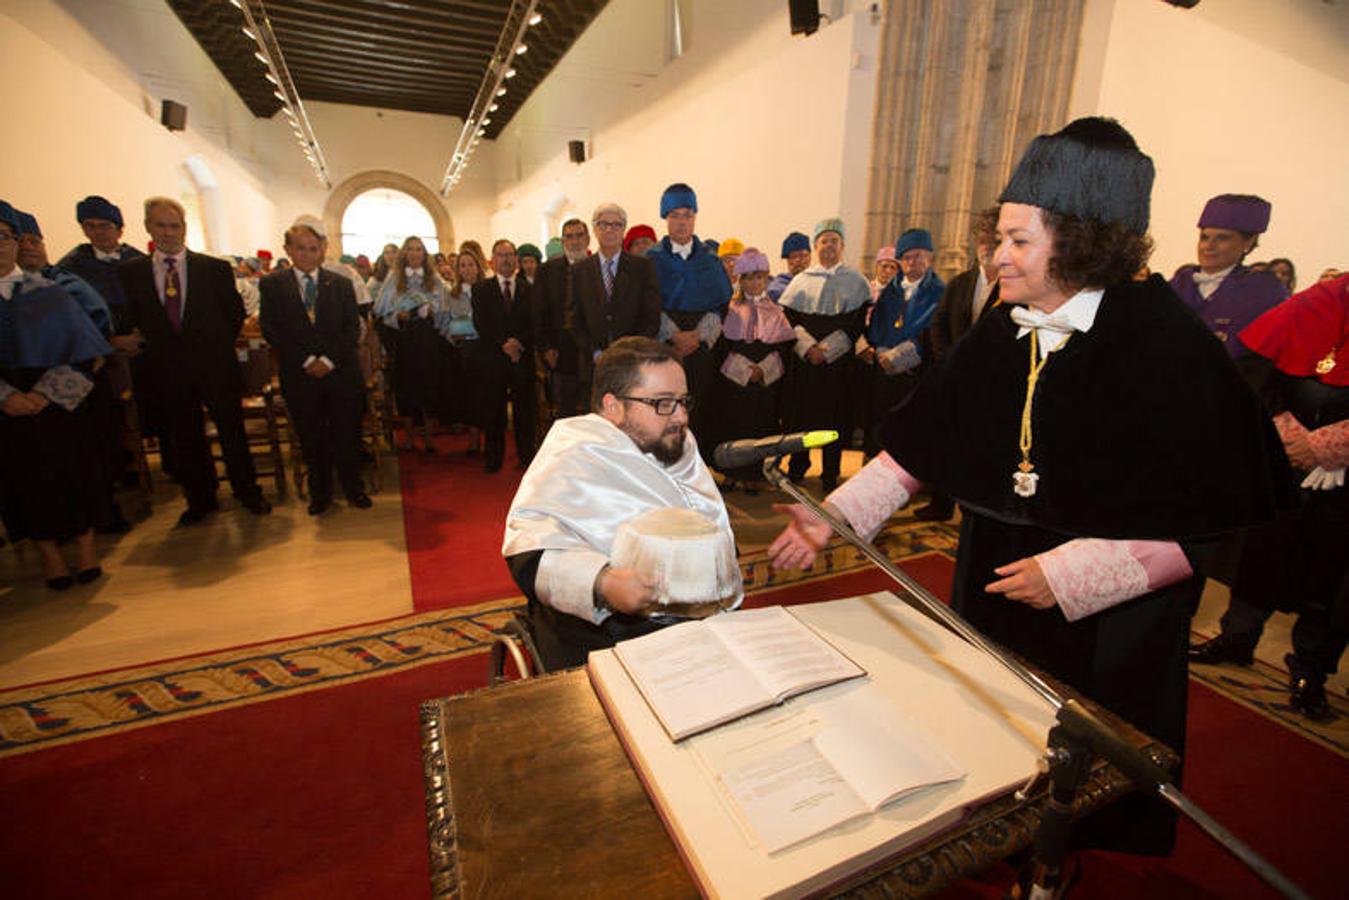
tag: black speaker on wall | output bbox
[161,99,188,132]
[789,0,820,35]
[568,140,586,164]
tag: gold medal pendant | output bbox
[1316,349,1337,375]
[166,287,178,297]
[1014,329,1070,501]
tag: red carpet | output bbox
[396,431,522,611]
[5,450,1343,899]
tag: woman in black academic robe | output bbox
[0,222,114,588]
[712,251,796,492]
[374,237,446,453]
[769,118,1293,856]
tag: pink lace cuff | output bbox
[825,452,919,541]
[1037,539,1193,622]
[1307,419,1349,470]
[1273,410,1307,444]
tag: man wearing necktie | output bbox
[567,202,662,395]
[260,221,369,515]
[472,239,537,472]
[116,197,270,525]
[533,218,589,422]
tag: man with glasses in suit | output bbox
[501,337,737,669]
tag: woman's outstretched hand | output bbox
[768,503,833,570]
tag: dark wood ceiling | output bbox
[168,0,608,139]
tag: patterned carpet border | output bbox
[0,519,957,758]
[0,597,524,759]
[1188,650,1349,758]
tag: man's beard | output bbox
[624,421,687,466]
[564,248,588,263]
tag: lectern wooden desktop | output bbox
[420,593,1175,898]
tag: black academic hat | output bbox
[998,117,1154,234]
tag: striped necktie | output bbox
[602,256,616,300]
[303,273,317,318]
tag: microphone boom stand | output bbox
[763,456,1309,900]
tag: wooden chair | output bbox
[205,339,289,498]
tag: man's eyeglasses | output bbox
[594,220,625,230]
[618,395,694,415]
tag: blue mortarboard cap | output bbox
[76,195,123,227]
[15,211,42,238]
[895,228,933,255]
[660,183,697,218]
[781,231,810,257]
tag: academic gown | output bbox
[881,275,1294,853]
[778,265,871,481]
[375,274,447,421]
[648,237,732,453]
[714,296,795,481]
[1230,276,1349,657]
[1170,264,1287,358]
[57,244,146,333]
[863,270,946,452]
[0,274,113,542]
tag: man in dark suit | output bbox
[919,207,1001,521]
[259,221,370,515]
[567,202,662,389]
[534,218,589,421]
[472,239,536,472]
[116,197,270,525]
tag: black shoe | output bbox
[76,566,104,584]
[1289,674,1332,721]
[1187,633,1256,666]
[820,477,839,494]
[485,461,502,473]
[177,505,216,527]
[308,498,330,516]
[347,493,373,509]
[45,575,75,591]
[914,501,955,521]
[241,495,272,515]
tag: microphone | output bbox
[712,431,838,470]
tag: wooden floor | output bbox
[0,447,1341,699]
[0,458,411,688]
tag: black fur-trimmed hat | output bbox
[998,117,1154,234]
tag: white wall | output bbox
[479,0,882,264]
[1071,0,1349,282]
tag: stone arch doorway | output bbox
[322,170,455,259]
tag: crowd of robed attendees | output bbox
[0,178,1344,722]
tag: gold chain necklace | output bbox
[1013,328,1072,498]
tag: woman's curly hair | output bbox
[1043,211,1153,291]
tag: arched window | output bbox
[341,188,440,258]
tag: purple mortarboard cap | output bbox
[1198,195,1271,234]
[733,248,770,276]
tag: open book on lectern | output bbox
[609,605,866,741]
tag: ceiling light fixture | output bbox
[237,0,332,188]
[440,0,540,195]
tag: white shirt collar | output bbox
[294,267,320,286]
[154,248,185,266]
[671,239,693,259]
[94,246,122,262]
[1014,288,1105,359]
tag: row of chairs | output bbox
[104,321,395,504]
